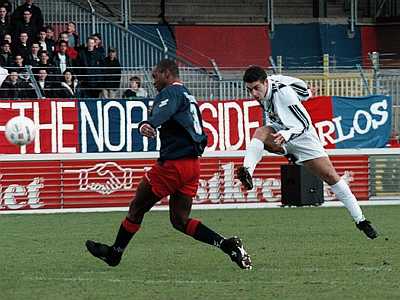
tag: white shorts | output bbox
[286,128,328,163]
[268,125,328,164]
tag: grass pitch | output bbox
[1,205,399,300]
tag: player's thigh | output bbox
[303,156,340,185]
[128,178,161,217]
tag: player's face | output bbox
[152,68,168,92]
[246,80,268,100]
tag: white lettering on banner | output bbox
[0,177,44,210]
[194,163,354,203]
[315,99,389,146]
[0,101,76,154]
[199,100,261,151]
[65,162,140,195]
[80,101,152,153]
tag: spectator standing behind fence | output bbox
[37,50,59,82]
[66,22,79,49]
[0,69,34,99]
[91,33,105,59]
[12,0,43,32]
[77,37,103,98]
[25,42,40,66]
[123,76,148,98]
[13,9,38,42]
[53,40,74,80]
[57,31,78,60]
[45,26,56,55]
[0,41,12,67]
[101,48,121,99]
[36,68,59,98]
[59,69,81,98]
[0,6,9,41]
[12,32,30,61]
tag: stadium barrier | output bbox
[0,149,399,211]
[0,95,398,211]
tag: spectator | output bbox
[36,49,59,82]
[36,68,58,98]
[53,40,74,80]
[77,37,103,98]
[101,48,121,99]
[66,21,79,49]
[12,0,43,31]
[0,69,19,98]
[44,26,55,55]
[0,6,9,41]
[25,42,40,66]
[0,41,12,67]
[13,9,38,41]
[59,69,81,98]
[57,31,78,60]
[91,33,105,58]
[12,31,30,61]
[0,1,11,15]
[123,76,148,98]
[3,32,10,43]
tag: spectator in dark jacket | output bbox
[0,69,19,98]
[25,42,40,66]
[36,49,59,82]
[13,9,38,41]
[101,48,121,98]
[12,0,43,31]
[12,31,31,60]
[53,40,74,80]
[0,41,12,67]
[91,33,105,59]
[36,68,59,98]
[0,5,9,41]
[77,37,103,98]
[0,1,11,14]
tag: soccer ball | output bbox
[5,116,36,146]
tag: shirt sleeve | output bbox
[146,88,182,128]
[274,86,311,142]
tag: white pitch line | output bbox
[0,200,399,215]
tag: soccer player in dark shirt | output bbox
[86,59,252,270]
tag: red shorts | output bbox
[145,158,200,198]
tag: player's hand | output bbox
[139,123,156,138]
[272,132,285,145]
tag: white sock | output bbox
[243,138,264,176]
[330,179,365,223]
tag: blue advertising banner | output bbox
[332,95,392,148]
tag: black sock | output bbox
[112,218,141,253]
[186,218,225,247]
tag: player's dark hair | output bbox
[156,59,179,78]
[243,66,268,83]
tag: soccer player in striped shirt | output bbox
[237,66,378,239]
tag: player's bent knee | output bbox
[170,215,187,232]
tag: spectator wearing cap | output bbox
[13,9,38,41]
[0,41,12,67]
[123,76,148,98]
[100,48,121,99]
[0,6,9,41]
[12,0,43,32]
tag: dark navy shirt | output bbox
[142,82,207,161]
